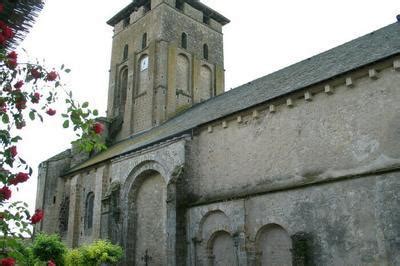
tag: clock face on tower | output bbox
[140,56,149,71]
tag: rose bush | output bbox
[0,3,107,264]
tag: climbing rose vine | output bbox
[0,3,106,264]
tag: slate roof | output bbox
[67,22,400,174]
[107,0,230,26]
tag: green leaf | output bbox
[61,64,65,70]
[2,113,9,124]
[29,111,35,121]
[93,109,99,116]
[63,120,70,129]
[65,69,71,73]
[82,102,89,108]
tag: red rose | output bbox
[0,186,12,201]
[46,108,56,116]
[47,260,56,266]
[0,35,5,45]
[2,27,13,39]
[0,4,4,13]
[31,68,41,79]
[6,58,17,69]
[31,209,44,224]
[14,81,24,90]
[9,172,29,186]
[7,51,17,60]
[32,92,41,103]
[93,122,105,134]
[0,257,15,266]
[46,71,58,81]
[9,146,17,157]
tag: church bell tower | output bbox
[106,0,230,141]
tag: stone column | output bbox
[66,174,81,248]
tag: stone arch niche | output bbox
[115,67,128,117]
[121,160,179,266]
[176,53,192,108]
[255,224,293,266]
[196,65,212,103]
[128,170,167,265]
[195,210,236,265]
[207,230,236,266]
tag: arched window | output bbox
[142,33,147,49]
[117,67,128,115]
[203,44,209,60]
[85,192,94,231]
[123,45,129,61]
[181,33,187,49]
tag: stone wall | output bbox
[106,2,226,141]
[186,173,400,265]
[183,58,400,265]
[35,150,71,235]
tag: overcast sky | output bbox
[12,0,400,212]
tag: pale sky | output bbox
[12,0,400,212]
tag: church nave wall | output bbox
[186,173,400,265]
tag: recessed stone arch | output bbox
[207,230,236,266]
[121,159,179,265]
[196,64,213,103]
[194,210,234,265]
[255,223,293,266]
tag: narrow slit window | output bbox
[181,33,187,49]
[123,45,129,60]
[142,33,147,49]
[203,44,209,60]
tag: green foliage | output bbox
[6,238,38,266]
[31,234,67,265]
[65,248,84,266]
[65,240,123,266]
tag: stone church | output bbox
[35,0,400,265]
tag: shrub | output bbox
[65,248,84,266]
[31,234,67,266]
[67,240,123,266]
